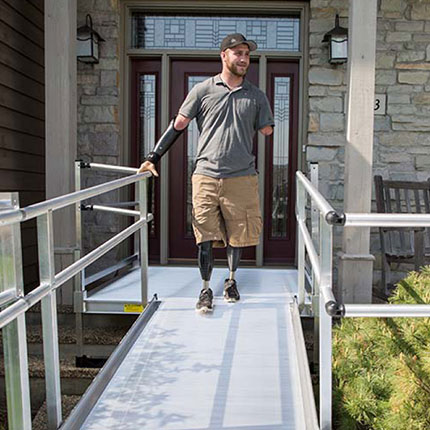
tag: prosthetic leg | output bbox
[224,245,242,302]
[195,241,214,313]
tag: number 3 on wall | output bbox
[374,94,386,115]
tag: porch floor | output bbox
[85,266,299,313]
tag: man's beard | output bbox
[226,60,248,77]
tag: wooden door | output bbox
[169,59,259,261]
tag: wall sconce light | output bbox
[322,14,348,64]
[77,14,105,64]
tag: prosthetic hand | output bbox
[138,118,184,175]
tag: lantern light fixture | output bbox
[77,14,105,64]
[322,14,348,64]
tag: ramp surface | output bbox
[81,267,306,430]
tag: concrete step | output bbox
[0,355,99,419]
[32,395,81,430]
[0,324,129,359]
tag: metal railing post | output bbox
[310,163,319,247]
[138,178,149,306]
[38,210,62,429]
[133,184,140,268]
[319,214,333,430]
[297,179,306,308]
[74,161,84,358]
[0,193,32,430]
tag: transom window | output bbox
[131,14,300,51]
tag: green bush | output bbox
[333,267,430,430]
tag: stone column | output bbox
[45,0,77,305]
[338,0,378,304]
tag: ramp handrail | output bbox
[296,170,430,430]
[0,166,151,430]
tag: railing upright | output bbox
[0,193,32,430]
[318,214,333,430]
[138,178,149,306]
[38,210,62,429]
[297,179,306,309]
[74,160,84,359]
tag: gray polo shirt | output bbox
[178,74,274,178]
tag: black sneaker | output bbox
[224,279,240,303]
[195,288,214,313]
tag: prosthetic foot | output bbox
[224,245,242,303]
[196,241,214,313]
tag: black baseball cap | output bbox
[220,33,257,52]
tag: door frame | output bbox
[120,0,310,266]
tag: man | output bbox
[138,33,274,313]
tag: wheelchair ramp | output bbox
[80,268,314,430]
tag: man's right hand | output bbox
[137,160,158,177]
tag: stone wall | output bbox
[75,0,429,285]
[77,0,123,273]
[309,0,430,288]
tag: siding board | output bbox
[0,83,45,120]
[0,0,45,292]
[0,148,44,173]
[0,128,45,156]
[0,21,44,66]
[19,191,45,207]
[0,106,45,137]
[0,2,43,47]
[0,41,44,83]
[0,63,44,102]
[1,170,45,191]
[2,0,44,30]
[27,0,43,14]
[23,265,39,290]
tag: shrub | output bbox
[333,267,430,430]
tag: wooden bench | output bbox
[374,175,430,294]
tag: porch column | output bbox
[338,0,377,304]
[45,0,77,305]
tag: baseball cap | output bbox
[220,33,257,52]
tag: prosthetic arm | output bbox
[145,118,184,165]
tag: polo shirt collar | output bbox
[214,74,250,90]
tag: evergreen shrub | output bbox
[333,267,430,430]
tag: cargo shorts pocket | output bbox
[246,208,262,242]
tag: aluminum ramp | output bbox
[79,267,317,430]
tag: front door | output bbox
[168,59,259,262]
[130,58,299,265]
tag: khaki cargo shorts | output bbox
[191,174,263,248]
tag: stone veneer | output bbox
[309,0,430,288]
[77,0,122,273]
[76,0,430,286]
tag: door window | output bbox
[131,14,300,51]
[271,77,290,238]
[138,74,157,235]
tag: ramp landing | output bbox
[82,267,306,430]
